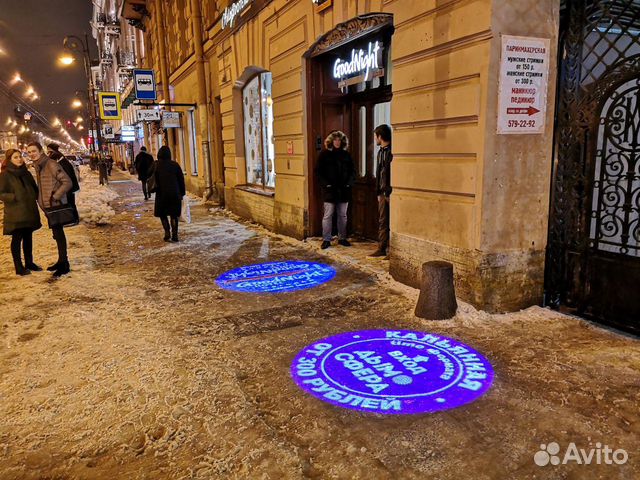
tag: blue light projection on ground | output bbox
[216,261,336,293]
[291,329,494,415]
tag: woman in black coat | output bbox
[316,130,355,249]
[0,149,42,275]
[153,146,185,242]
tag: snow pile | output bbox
[75,167,119,225]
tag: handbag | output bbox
[146,163,158,193]
[45,203,77,228]
[180,198,191,223]
[44,205,78,228]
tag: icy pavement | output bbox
[0,170,638,480]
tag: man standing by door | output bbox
[369,124,392,258]
[134,146,154,200]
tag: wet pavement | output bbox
[0,170,638,480]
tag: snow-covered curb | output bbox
[76,167,119,225]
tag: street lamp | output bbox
[60,34,100,153]
[58,54,75,66]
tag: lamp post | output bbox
[61,34,100,154]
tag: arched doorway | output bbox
[304,14,394,240]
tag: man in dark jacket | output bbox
[316,130,355,249]
[47,143,80,224]
[134,146,154,200]
[369,124,393,258]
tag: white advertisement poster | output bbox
[162,111,181,128]
[497,35,551,135]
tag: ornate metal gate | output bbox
[546,0,640,334]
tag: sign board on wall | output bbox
[497,35,551,135]
[103,125,114,139]
[134,69,157,100]
[162,111,181,128]
[219,0,272,32]
[98,92,122,120]
[333,41,385,89]
[136,109,161,122]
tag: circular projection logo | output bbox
[291,330,494,415]
[216,261,336,293]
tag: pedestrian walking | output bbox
[47,144,80,224]
[26,142,73,277]
[153,146,185,242]
[0,149,42,275]
[369,124,393,258]
[316,130,355,249]
[98,155,109,185]
[106,154,114,176]
[134,146,154,200]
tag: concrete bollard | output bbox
[414,261,458,320]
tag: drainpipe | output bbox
[154,0,175,152]
[189,0,218,202]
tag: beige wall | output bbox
[147,0,561,312]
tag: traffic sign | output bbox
[133,69,157,100]
[136,109,161,122]
[98,92,122,120]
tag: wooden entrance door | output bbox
[350,95,391,239]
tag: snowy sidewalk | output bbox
[0,176,638,480]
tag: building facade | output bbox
[105,0,640,332]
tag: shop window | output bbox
[177,124,187,172]
[242,72,276,188]
[187,109,198,176]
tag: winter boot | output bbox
[25,262,43,272]
[13,259,30,276]
[52,260,70,278]
[170,217,179,242]
[47,261,62,271]
[161,217,171,242]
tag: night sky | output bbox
[0,0,94,126]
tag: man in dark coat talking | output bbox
[134,146,154,200]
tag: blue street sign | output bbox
[134,69,157,100]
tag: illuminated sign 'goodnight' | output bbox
[291,330,494,415]
[333,41,382,82]
[216,261,336,293]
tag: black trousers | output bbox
[378,195,390,252]
[10,228,34,266]
[51,225,68,263]
[141,180,148,198]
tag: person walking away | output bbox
[26,142,73,277]
[369,124,393,258]
[154,146,185,242]
[134,146,154,200]
[106,155,114,176]
[47,144,80,224]
[0,149,42,275]
[98,155,109,185]
[316,130,355,249]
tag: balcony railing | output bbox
[100,53,114,68]
[117,51,136,69]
